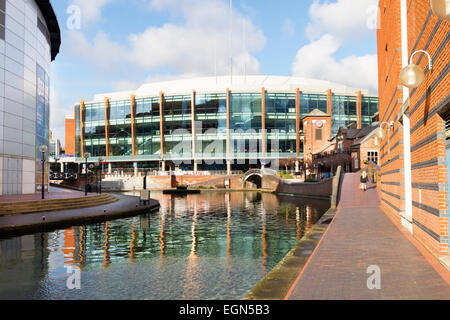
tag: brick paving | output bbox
[288,172,450,300]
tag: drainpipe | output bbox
[400,0,413,234]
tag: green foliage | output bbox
[305,178,318,183]
[278,171,294,179]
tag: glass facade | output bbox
[135,97,161,159]
[331,95,358,136]
[108,100,132,158]
[230,93,262,157]
[266,93,297,156]
[75,90,378,165]
[163,95,192,159]
[83,102,106,158]
[195,93,227,158]
[35,64,50,191]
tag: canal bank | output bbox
[246,172,450,300]
[0,192,160,237]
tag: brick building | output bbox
[310,123,380,177]
[377,0,449,261]
[65,115,75,156]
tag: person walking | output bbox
[360,171,368,192]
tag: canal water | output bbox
[0,192,329,300]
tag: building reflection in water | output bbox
[62,228,76,265]
[129,219,138,263]
[103,222,111,268]
[261,203,268,271]
[226,192,232,257]
[77,227,85,268]
[183,200,200,299]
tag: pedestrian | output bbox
[360,171,368,192]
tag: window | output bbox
[0,0,5,40]
[367,151,379,165]
[37,17,51,46]
[315,128,322,141]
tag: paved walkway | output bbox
[288,172,450,300]
[0,186,88,203]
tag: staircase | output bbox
[0,194,118,217]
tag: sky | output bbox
[49,0,380,147]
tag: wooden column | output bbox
[296,89,300,158]
[80,100,85,159]
[261,87,266,158]
[159,92,164,160]
[130,94,137,160]
[357,91,362,129]
[104,98,110,160]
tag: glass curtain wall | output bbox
[331,95,358,136]
[83,102,106,158]
[108,100,132,158]
[163,95,192,159]
[135,97,161,158]
[230,93,262,157]
[300,94,328,132]
[75,104,81,158]
[195,93,227,159]
[362,96,378,127]
[265,93,297,156]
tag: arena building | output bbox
[0,0,60,195]
[73,75,378,173]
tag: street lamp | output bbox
[377,121,394,160]
[84,152,91,196]
[98,157,104,194]
[39,145,48,200]
[400,50,433,88]
[431,0,450,21]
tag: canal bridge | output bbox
[244,168,278,189]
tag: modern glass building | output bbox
[0,0,60,195]
[74,76,378,172]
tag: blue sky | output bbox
[50,0,379,145]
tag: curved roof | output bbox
[93,75,374,102]
[36,0,61,61]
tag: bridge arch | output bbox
[244,173,262,189]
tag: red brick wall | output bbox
[65,118,76,156]
[303,115,332,163]
[378,0,449,256]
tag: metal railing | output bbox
[106,169,244,177]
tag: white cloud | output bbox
[67,0,266,78]
[282,19,296,37]
[292,34,378,94]
[66,30,128,73]
[306,0,379,41]
[50,87,74,146]
[71,0,113,24]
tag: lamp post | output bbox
[84,152,91,196]
[400,50,433,88]
[431,0,450,20]
[39,145,48,200]
[98,157,104,194]
[377,121,394,161]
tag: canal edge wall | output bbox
[0,194,160,237]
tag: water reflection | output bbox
[0,192,329,300]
